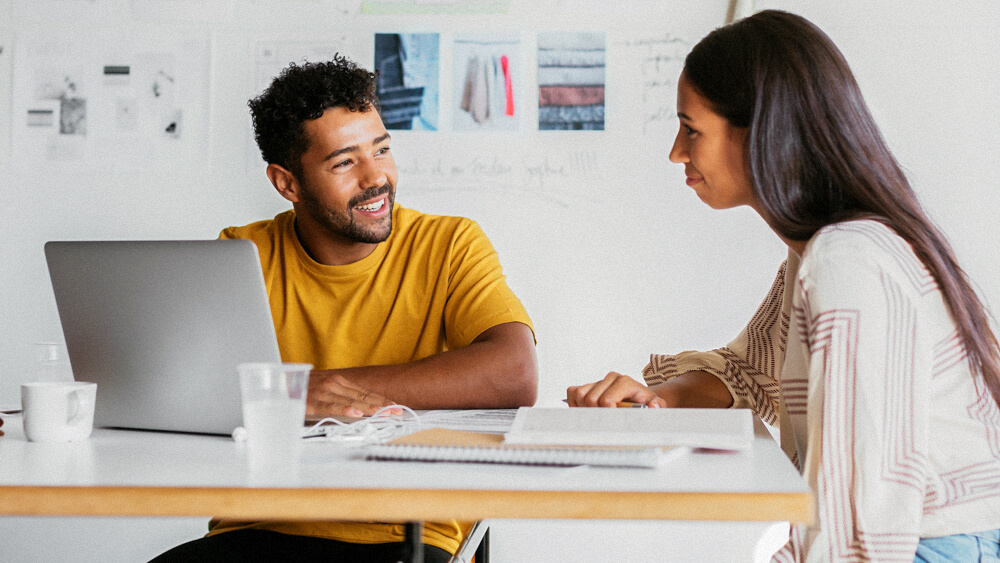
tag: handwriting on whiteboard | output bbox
[398,150,607,207]
[615,33,690,134]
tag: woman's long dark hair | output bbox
[685,9,1000,407]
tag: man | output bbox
[152,55,536,562]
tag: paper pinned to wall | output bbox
[537,31,606,131]
[375,33,440,131]
[10,30,211,173]
[453,33,521,132]
[246,38,358,173]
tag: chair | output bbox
[449,520,490,563]
[402,520,489,563]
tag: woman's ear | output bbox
[266,163,301,203]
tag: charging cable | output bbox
[301,404,420,445]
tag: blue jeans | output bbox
[915,529,1000,562]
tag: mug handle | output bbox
[66,389,87,425]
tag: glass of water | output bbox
[34,342,75,382]
[237,362,312,470]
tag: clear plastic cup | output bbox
[34,342,74,382]
[237,362,311,470]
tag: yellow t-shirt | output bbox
[209,204,533,554]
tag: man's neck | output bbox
[293,216,379,266]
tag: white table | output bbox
[0,413,810,560]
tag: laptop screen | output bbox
[45,239,282,435]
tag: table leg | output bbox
[403,521,424,563]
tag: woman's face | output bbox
[669,72,755,211]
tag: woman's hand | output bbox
[566,372,669,408]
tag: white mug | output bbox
[21,382,97,442]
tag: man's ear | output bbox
[266,163,301,203]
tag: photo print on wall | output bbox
[537,31,605,131]
[453,33,520,132]
[374,33,440,131]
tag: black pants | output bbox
[149,529,452,563]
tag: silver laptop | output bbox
[45,239,283,435]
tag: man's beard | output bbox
[300,182,395,244]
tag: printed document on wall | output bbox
[11,30,211,174]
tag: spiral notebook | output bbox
[365,428,664,468]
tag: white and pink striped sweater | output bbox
[643,220,1000,562]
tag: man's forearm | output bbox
[313,322,537,409]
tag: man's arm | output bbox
[307,321,537,416]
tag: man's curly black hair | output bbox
[248,54,381,177]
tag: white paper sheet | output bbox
[417,408,519,434]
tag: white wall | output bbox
[0,0,775,409]
[2,0,998,561]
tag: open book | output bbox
[503,407,754,450]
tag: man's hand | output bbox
[304,322,537,411]
[307,373,396,417]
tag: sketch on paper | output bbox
[11,32,209,170]
[103,65,130,86]
[453,33,519,132]
[537,32,605,131]
[99,53,184,139]
[60,98,87,135]
[27,109,55,128]
[374,33,439,131]
[30,73,87,136]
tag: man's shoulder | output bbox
[220,210,294,242]
[394,205,483,242]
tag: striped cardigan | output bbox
[644,220,1000,562]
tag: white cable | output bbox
[301,404,420,445]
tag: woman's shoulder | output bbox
[810,219,902,252]
[802,219,935,291]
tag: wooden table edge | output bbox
[0,485,812,524]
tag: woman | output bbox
[567,10,1000,562]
